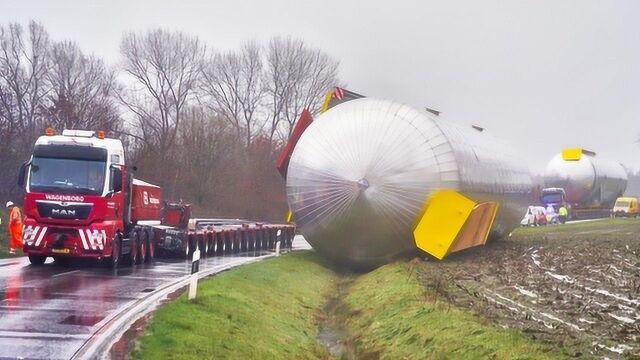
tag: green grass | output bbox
[510,217,640,242]
[132,251,337,360]
[342,261,564,360]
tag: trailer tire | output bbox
[214,233,225,255]
[28,255,46,266]
[241,232,248,252]
[138,230,147,264]
[207,235,213,256]
[198,235,207,256]
[185,236,194,259]
[146,229,155,261]
[220,232,232,254]
[234,233,241,254]
[247,231,254,251]
[268,230,274,249]
[229,233,234,253]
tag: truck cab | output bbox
[539,187,567,212]
[19,129,129,265]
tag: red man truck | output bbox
[17,129,295,266]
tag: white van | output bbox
[520,206,547,226]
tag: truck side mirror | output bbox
[110,167,123,193]
[17,162,28,188]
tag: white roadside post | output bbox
[275,230,282,256]
[188,245,201,300]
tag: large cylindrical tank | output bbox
[544,151,627,205]
[286,98,532,269]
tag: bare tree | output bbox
[0,21,50,147]
[201,41,265,146]
[264,37,340,141]
[174,107,231,205]
[0,21,50,199]
[119,29,205,155]
[46,40,121,132]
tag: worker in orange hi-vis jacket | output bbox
[6,201,23,254]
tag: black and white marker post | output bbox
[188,246,201,300]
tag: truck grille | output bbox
[36,201,93,220]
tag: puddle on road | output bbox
[60,314,105,326]
[316,278,356,360]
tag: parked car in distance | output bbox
[521,206,547,226]
[612,197,639,218]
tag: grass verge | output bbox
[510,217,640,244]
[132,251,337,360]
[342,261,564,359]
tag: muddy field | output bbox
[416,218,640,359]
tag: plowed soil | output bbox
[416,219,640,359]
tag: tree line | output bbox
[0,21,341,221]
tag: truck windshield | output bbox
[28,145,107,196]
[541,192,564,204]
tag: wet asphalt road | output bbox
[0,236,311,359]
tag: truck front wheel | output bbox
[130,231,140,265]
[108,236,121,268]
[28,255,46,266]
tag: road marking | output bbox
[52,270,81,278]
[0,331,90,340]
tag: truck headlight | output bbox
[23,227,35,245]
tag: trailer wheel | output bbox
[233,233,241,253]
[216,234,224,255]
[247,231,254,251]
[184,236,192,259]
[241,232,248,252]
[28,255,46,266]
[198,235,207,256]
[268,230,274,249]
[138,231,147,264]
[146,229,155,261]
[223,233,233,254]
[207,235,213,256]
[108,235,122,268]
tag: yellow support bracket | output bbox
[285,209,294,223]
[561,148,583,161]
[413,190,498,260]
[320,90,333,113]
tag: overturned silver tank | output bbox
[286,98,532,269]
[544,151,627,205]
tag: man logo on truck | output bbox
[51,209,76,217]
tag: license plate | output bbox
[51,248,70,254]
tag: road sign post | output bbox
[188,247,201,300]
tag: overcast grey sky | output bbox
[2,0,639,173]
